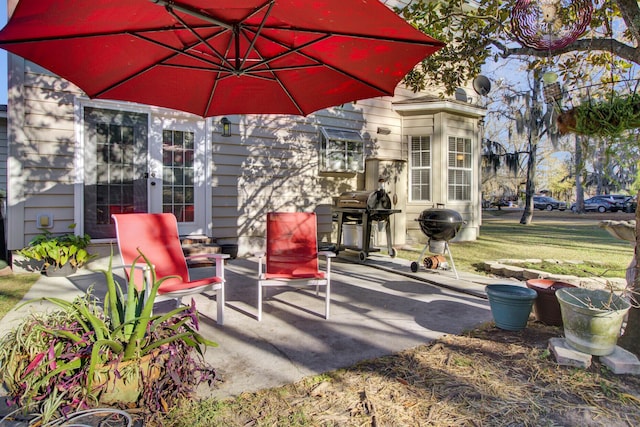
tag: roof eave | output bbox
[392,99,487,118]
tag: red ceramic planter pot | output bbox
[526,279,576,326]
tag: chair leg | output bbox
[257,284,263,322]
[217,285,225,325]
[325,282,331,320]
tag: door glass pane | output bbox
[162,129,195,223]
[84,108,148,238]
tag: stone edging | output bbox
[482,258,627,291]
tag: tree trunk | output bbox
[519,144,535,225]
[574,135,585,213]
[618,188,640,356]
[519,77,543,225]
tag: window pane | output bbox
[319,128,364,172]
[84,108,148,238]
[448,137,472,201]
[162,130,195,223]
[410,136,431,201]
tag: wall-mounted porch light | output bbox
[221,117,231,137]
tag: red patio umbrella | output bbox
[0,0,444,116]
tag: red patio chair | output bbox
[112,213,228,324]
[257,212,335,321]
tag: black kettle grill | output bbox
[410,206,465,277]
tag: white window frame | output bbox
[448,136,472,201]
[319,128,364,172]
[409,135,432,202]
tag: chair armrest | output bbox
[118,263,154,299]
[185,253,228,280]
[118,263,154,275]
[185,253,230,261]
[318,251,336,258]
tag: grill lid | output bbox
[417,208,464,241]
[337,190,392,210]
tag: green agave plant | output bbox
[0,250,217,423]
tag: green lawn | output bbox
[397,217,634,278]
[0,273,41,320]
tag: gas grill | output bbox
[410,206,465,278]
[333,189,400,261]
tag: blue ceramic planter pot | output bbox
[486,284,537,331]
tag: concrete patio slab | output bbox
[0,253,499,400]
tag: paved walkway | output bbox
[0,252,521,399]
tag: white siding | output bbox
[208,101,405,252]
[0,108,7,193]
[7,57,83,248]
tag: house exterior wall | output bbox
[0,106,7,194]
[5,53,411,254]
[206,95,409,253]
[6,55,85,250]
[400,109,482,244]
[5,56,484,259]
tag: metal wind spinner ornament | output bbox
[511,0,594,50]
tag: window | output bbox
[448,136,472,201]
[319,128,364,172]
[409,136,431,201]
[162,129,195,222]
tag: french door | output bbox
[149,114,207,235]
[83,107,207,238]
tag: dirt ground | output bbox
[158,320,640,426]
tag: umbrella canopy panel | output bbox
[0,0,444,116]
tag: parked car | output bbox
[624,196,637,213]
[571,196,619,213]
[533,196,566,211]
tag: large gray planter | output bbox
[556,287,631,356]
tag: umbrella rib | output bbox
[131,32,234,73]
[149,0,439,50]
[272,77,305,115]
[255,25,445,48]
[240,32,330,74]
[239,29,394,96]
[296,48,394,96]
[156,0,276,75]
[91,33,234,98]
[238,0,276,71]
[164,6,234,71]
[150,0,232,30]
